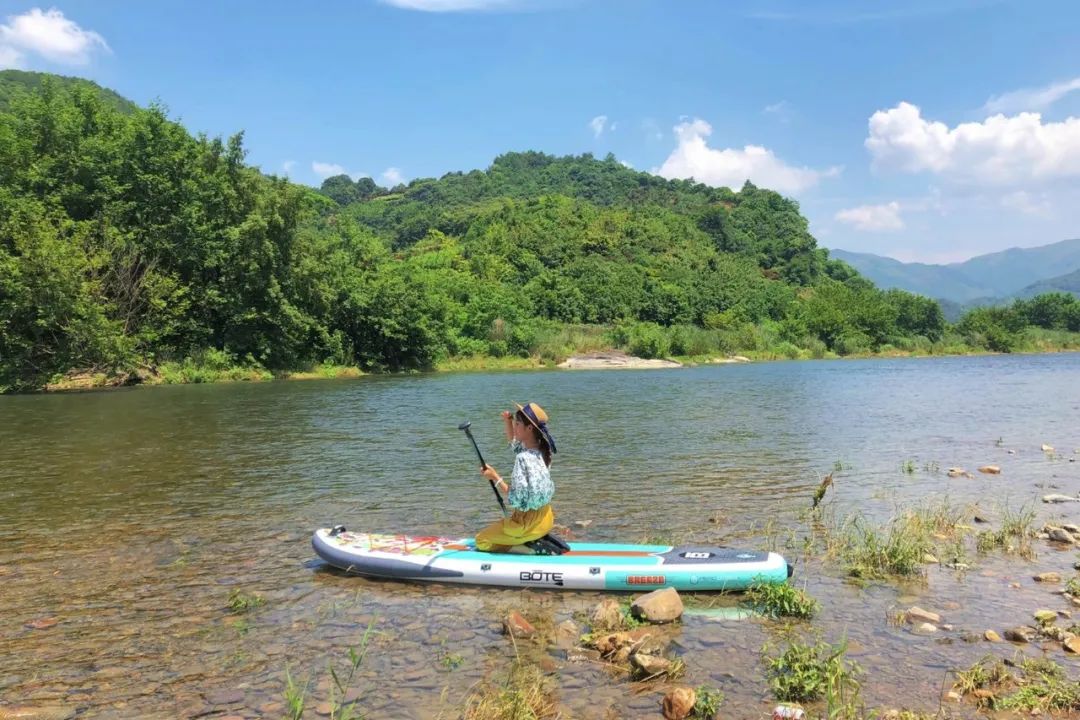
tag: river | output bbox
[2,354,1079,718]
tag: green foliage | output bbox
[2,74,1077,391]
[283,665,309,720]
[227,588,265,614]
[974,505,1036,559]
[691,686,724,719]
[744,581,818,619]
[954,654,1080,712]
[764,638,860,704]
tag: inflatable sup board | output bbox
[312,527,791,591]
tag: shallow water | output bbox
[2,354,1080,718]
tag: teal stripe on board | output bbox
[605,567,789,592]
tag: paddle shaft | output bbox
[461,425,508,517]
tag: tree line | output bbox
[0,74,1074,392]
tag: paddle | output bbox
[458,421,508,518]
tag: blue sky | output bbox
[1,0,1078,263]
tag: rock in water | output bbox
[1034,572,1062,583]
[1004,626,1035,643]
[1065,636,1080,654]
[631,588,684,624]
[984,630,1002,642]
[661,687,696,720]
[0,707,76,720]
[904,606,942,624]
[631,652,673,677]
[978,465,1001,474]
[1042,444,1055,452]
[589,598,622,630]
[1042,494,1079,503]
[555,619,579,649]
[1049,528,1077,544]
[1035,609,1058,624]
[503,611,537,639]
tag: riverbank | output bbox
[33,337,1080,393]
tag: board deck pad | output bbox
[313,529,790,591]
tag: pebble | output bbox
[914,622,938,634]
[315,701,334,716]
[1004,627,1035,643]
[978,465,1001,474]
[204,689,244,705]
[905,606,942,624]
[24,618,59,630]
[1035,572,1062,583]
[503,610,537,639]
[1042,494,1079,503]
[1065,636,1080,654]
[985,630,1002,642]
[1034,609,1058,624]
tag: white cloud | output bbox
[381,167,405,186]
[654,118,840,194]
[834,201,904,231]
[312,161,348,178]
[0,44,20,68]
[589,115,608,138]
[379,0,520,11]
[1000,190,1051,217]
[619,159,633,169]
[983,77,1080,115]
[866,101,1080,184]
[0,8,109,66]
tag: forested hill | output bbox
[11,74,1075,394]
[321,152,845,288]
[0,69,136,113]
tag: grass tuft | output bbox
[744,580,818,619]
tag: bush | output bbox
[626,322,671,358]
[764,639,860,703]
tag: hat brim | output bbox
[513,402,542,433]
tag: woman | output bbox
[475,402,556,552]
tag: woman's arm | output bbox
[481,464,508,494]
[501,410,514,442]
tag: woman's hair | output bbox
[516,410,552,467]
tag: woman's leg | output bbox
[475,507,554,551]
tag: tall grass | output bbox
[462,660,556,720]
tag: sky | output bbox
[1,0,1078,263]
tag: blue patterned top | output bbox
[507,440,554,511]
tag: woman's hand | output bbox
[481,464,501,482]
[501,410,512,420]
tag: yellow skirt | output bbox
[475,505,554,552]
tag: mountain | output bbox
[826,249,996,302]
[1014,268,1080,299]
[829,238,1080,303]
[0,69,136,113]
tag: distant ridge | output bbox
[829,238,1080,303]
